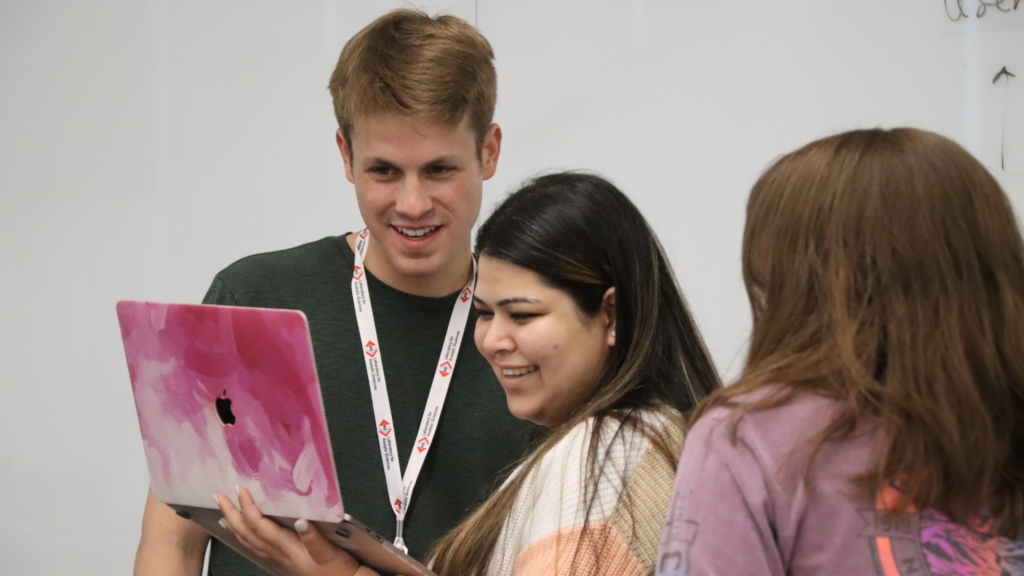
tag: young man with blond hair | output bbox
[134,10,534,575]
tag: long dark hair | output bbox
[428,172,721,574]
[698,127,1024,536]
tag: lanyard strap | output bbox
[350,228,475,548]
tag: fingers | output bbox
[214,492,275,560]
[215,488,366,576]
[294,520,360,572]
[215,488,298,561]
[236,486,302,560]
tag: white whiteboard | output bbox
[0,1,1021,574]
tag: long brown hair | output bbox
[428,172,721,574]
[700,128,1024,536]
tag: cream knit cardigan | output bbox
[484,410,684,576]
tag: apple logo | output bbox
[215,390,236,426]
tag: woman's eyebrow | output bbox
[473,295,541,307]
[497,297,540,306]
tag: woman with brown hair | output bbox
[656,128,1024,575]
[218,172,721,576]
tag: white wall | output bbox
[1,1,1021,573]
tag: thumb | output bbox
[294,520,361,573]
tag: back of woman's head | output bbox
[737,127,1024,535]
[476,172,720,418]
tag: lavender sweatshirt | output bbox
[656,392,1024,575]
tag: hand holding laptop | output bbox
[215,487,378,576]
[119,301,436,576]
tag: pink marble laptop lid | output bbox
[117,300,344,522]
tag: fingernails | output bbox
[213,495,221,507]
[218,519,227,530]
[235,485,241,496]
[295,520,309,533]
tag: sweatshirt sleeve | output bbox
[656,409,786,576]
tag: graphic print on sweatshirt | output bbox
[864,484,1024,576]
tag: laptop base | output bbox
[170,505,436,576]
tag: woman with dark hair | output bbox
[656,128,1024,575]
[430,172,721,575]
[217,172,721,576]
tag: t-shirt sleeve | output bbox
[202,275,239,306]
[655,410,786,576]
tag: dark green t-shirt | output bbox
[202,235,536,575]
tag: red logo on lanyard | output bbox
[365,341,378,357]
[459,287,472,302]
[416,437,430,453]
[438,361,453,377]
[393,498,403,512]
[378,420,392,436]
[353,265,364,280]
[359,229,369,239]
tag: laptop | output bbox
[117,300,436,576]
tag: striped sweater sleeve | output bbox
[486,411,683,576]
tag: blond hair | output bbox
[328,9,497,154]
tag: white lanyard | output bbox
[350,228,475,553]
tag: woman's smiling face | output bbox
[473,255,615,427]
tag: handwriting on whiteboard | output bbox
[945,0,1021,21]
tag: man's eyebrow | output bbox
[423,155,458,165]
[361,155,458,167]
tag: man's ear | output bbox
[336,128,355,184]
[480,123,502,181]
[601,287,617,347]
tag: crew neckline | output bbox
[334,233,470,310]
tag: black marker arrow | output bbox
[993,66,1016,84]
[994,67,1015,170]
